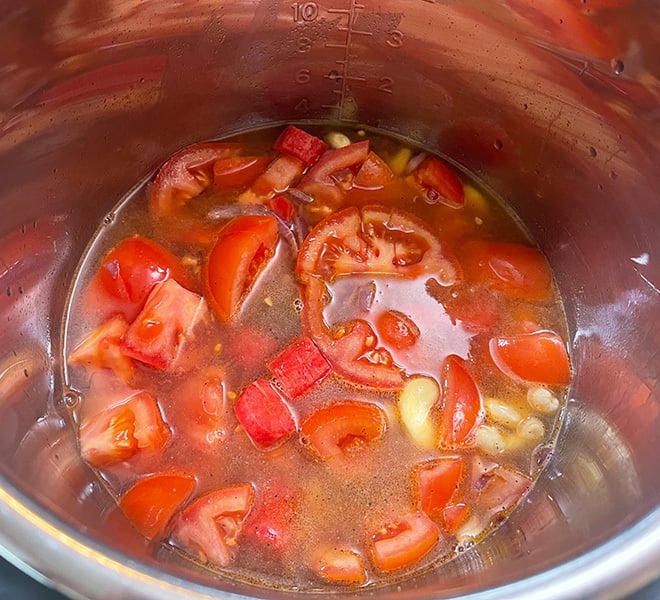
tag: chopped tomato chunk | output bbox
[416,457,464,518]
[411,157,464,208]
[268,337,331,399]
[213,156,270,188]
[489,330,571,385]
[354,151,394,190]
[310,545,367,585]
[274,125,328,166]
[234,379,296,449]
[119,473,196,540]
[475,466,531,521]
[241,155,306,201]
[171,484,254,567]
[376,310,421,350]
[370,511,439,572]
[268,195,295,221]
[150,142,242,217]
[204,215,279,322]
[438,355,484,448]
[300,401,386,462]
[442,503,470,534]
[79,391,170,467]
[120,279,205,371]
[243,481,297,552]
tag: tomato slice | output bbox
[150,142,242,217]
[234,379,296,449]
[94,235,190,321]
[416,457,464,518]
[310,545,367,585]
[410,157,465,208]
[213,156,270,188]
[120,279,205,371]
[438,355,484,448]
[268,337,331,399]
[204,215,279,322]
[297,205,459,284]
[68,315,133,381]
[171,484,254,567]
[376,310,421,350]
[300,401,386,462]
[489,330,571,385]
[354,151,395,190]
[273,125,328,166]
[79,391,170,467]
[461,241,553,300]
[370,511,439,572]
[298,141,370,208]
[119,473,196,540]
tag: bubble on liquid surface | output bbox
[610,59,624,76]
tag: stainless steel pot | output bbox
[0,1,658,598]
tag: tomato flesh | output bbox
[370,511,440,572]
[300,401,386,462]
[213,156,270,188]
[119,473,196,540]
[354,151,395,190]
[411,157,465,208]
[489,330,571,385]
[171,484,254,567]
[310,546,367,585]
[376,310,421,350]
[268,337,331,399]
[234,379,296,449]
[274,125,328,166]
[416,457,464,518]
[205,215,279,322]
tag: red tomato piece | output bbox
[443,288,499,333]
[79,391,170,467]
[171,484,254,567]
[370,511,440,572]
[95,235,189,321]
[416,457,464,518]
[234,379,296,449]
[268,195,295,221]
[461,241,552,301]
[242,154,306,201]
[300,401,386,462]
[354,151,395,190]
[310,545,367,585]
[273,125,328,166]
[268,337,331,399]
[242,482,297,552]
[442,503,470,534]
[150,142,242,217]
[475,466,531,520]
[298,141,370,207]
[411,157,465,208]
[489,330,571,385]
[204,215,279,322]
[213,156,270,188]
[120,279,205,371]
[226,325,279,373]
[119,473,196,540]
[376,310,421,350]
[438,355,484,448]
[68,315,133,381]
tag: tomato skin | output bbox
[370,511,440,572]
[234,379,296,449]
[354,151,395,190]
[310,545,367,585]
[438,355,484,448]
[489,330,571,385]
[95,235,189,321]
[79,391,171,467]
[416,457,464,518]
[213,156,270,188]
[171,484,254,567]
[274,125,328,166]
[411,157,465,208]
[461,241,552,301]
[150,142,242,217]
[268,337,331,399]
[120,279,205,371]
[68,315,133,381]
[376,310,421,350]
[119,473,196,540]
[300,401,386,462]
[204,215,279,322]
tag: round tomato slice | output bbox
[370,511,439,572]
[204,215,279,322]
[297,205,460,285]
[300,400,387,462]
[119,473,196,540]
[489,330,571,385]
[150,142,242,217]
[438,355,484,448]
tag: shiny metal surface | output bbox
[0,1,658,598]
